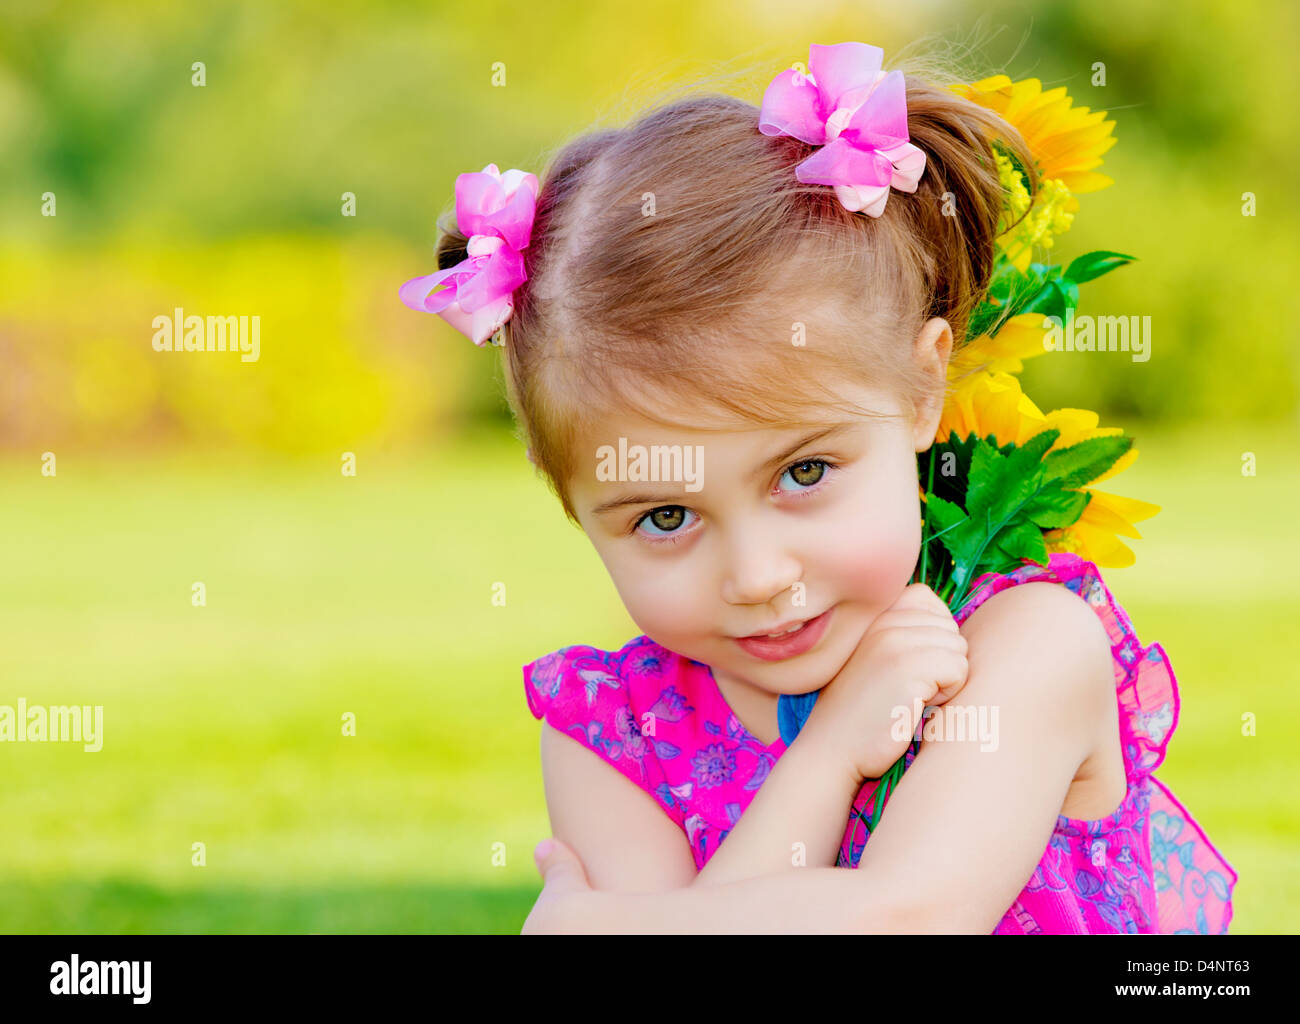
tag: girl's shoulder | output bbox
[955,551,1131,634]
[954,551,1179,783]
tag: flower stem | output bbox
[919,448,936,585]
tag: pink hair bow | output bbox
[399,163,539,346]
[758,42,925,216]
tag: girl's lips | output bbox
[733,607,834,662]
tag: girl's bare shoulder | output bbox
[956,580,1114,755]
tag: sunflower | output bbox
[949,312,1051,379]
[937,369,1046,447]
[1043,489,1160,568]
[953,76,1117,195]
[933,373,1160,567]
[1038,408,1161,567]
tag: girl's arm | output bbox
[852,581,1116,931]
[694,582,968,886]
[537,715,862,893]
[690,729,862,886]
[549,581,1114,933]
[554,865,909,934]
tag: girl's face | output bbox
[569,379,941,702]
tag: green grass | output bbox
[0,421,1296,932]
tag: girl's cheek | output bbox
[611,555,710,639]
[820,487,920,603]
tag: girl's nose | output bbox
[720,544,803,608]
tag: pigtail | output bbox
[900,77,1038,343]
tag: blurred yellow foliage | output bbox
[0,238,479,452]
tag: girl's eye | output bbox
[778,458,829,492]
[635,506,698,539]
[632,459,835,542]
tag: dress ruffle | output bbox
[523,643,681,817]
[958,552,1175,786]
[956,551,1237,933]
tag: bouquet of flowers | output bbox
[778,77,1162,834]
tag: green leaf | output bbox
[940,441,1039,595]
[926,493,977,563]
[974,248,1136,341]
[927,492,990,596]
[1021,276,1078,321]
[993,519,1049,564]
[970,258,1067,338]
[1064,250,1137,285]
[1006,429,1060,474]
[1022,484,1091,528]
[1042,435,1133,488]
[926,433,980,506]
[961,438,1000,514]
[922,424,1125,610]
[1057,278,1080,309]
[965,431,1055,523]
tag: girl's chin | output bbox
[722,644,848,695]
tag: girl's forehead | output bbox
[571,412,909,484]
[577,383,908,444]
[583,413,828,446]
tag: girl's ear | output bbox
[910,317,953,451]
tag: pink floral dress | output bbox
[523,552,1237,933]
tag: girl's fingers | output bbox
[927,656,973,704]
[884,626,968,653]
[891,583,954,618]
[895,648,968,703]
[871,609,962,634]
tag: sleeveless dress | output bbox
[523,551,1237,934]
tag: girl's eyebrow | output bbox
[588,423,852,516]
[751,423,851,482]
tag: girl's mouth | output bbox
[733,607,834,661]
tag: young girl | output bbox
[402,42,1236,933]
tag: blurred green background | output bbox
[1,0,1296,933]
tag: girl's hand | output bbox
[521,837,593,934]
[802,583,969,783]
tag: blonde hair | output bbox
[436,74,1037,523]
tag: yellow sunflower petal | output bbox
[938,371,1046,446]
[1046,520,1135,567]
[1057,171,1114,194]
[949,313,1051,379]
[1083,489,1161,537]
[953,77,1116,195]
[1041,407,1102,448]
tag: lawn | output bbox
[1,419,1296,932]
